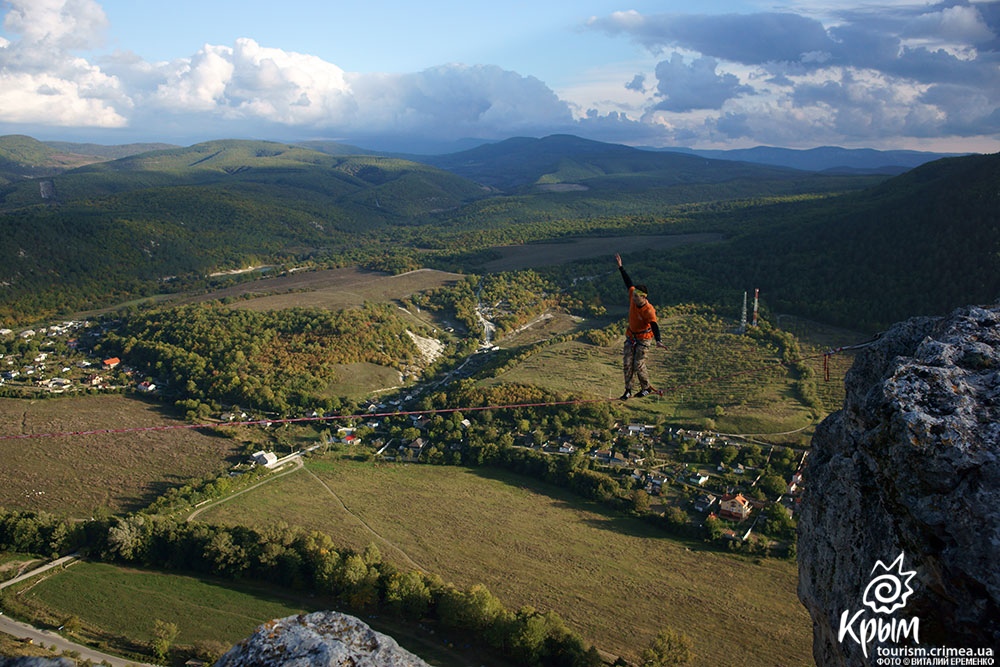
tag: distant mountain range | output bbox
[411,134,807,191]
[660,145,967,175]
[0,133,968,185]
[0,132,995,331]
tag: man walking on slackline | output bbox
[615,253,666,400]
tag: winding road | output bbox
[0,556,158,666]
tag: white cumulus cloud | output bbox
[0,0,997,151]
[0,0,126,127]
[3,0,107,51]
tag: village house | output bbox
[589,446,633,466]
[220,410,248,422]
[719,493,752,521]
[252,451,278,467]
[336,427,359,445]
[102,357,121,369]
[787,470,805,494]
[625,423,655,437]
[693,493,718,513]
[689,473,710,486]
[645,472,669,495]
[399,437,426,461]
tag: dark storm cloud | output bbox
[652,54,752,112]
[590,11,837,66]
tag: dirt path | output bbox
[184,456,427,572]
[301,467,427,572]
[186,457,304,522]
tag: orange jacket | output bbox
[627,286,657,340]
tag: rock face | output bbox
[215,611,430,667]
[798,305,1000,666]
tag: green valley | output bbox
[0,134,997,666]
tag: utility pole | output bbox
[752,288,759,328]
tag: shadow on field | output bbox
[119,474,189,513]
[463,465,713,550]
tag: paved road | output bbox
[0,556,158,667]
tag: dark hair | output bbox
[635,284,649,296]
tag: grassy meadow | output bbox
[197,266,464,312]
[197,456,813,666]
[4,560,523,667]
[9,561,308,648]
[0,395,244,517]
[490,309,852,442]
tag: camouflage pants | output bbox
[623,337,652,392]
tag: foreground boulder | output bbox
[798,305,999,665]
[215,611,430,667]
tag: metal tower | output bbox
[739,291,748,333]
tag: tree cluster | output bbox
[98,302,424,416]
[1,508,600,667]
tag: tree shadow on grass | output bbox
[463,465,714,551]
[118,474,191,514]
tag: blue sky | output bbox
[0,0,998,152]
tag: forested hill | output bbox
[0,135,174,182]
[667,152,1000,331]
[0,132,995,332]
[0,139,488,215]
[664,145,965,174]
[416,134,805,191]
[0,139,493,321]
[0,135,101,182]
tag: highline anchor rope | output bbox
[0,337,881,442]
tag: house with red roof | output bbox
[719,493,752,521]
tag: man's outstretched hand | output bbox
[614,253,622,268]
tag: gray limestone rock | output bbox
[214,611,430,667]
[798,305,1000,666]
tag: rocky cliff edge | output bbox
[214,611,430,667]
[798,305,999,665]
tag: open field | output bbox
[0,395,243,517]
[496,311,589,349]
[9,561,308,649]
[473,233,725,273]
[197,456,813,666]
[488,314,839,441]
[323,362,405,401]
[3,560,519,667]
[193,266,464,312]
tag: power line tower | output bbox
[739,291,748,334]
[752,288,760,328]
